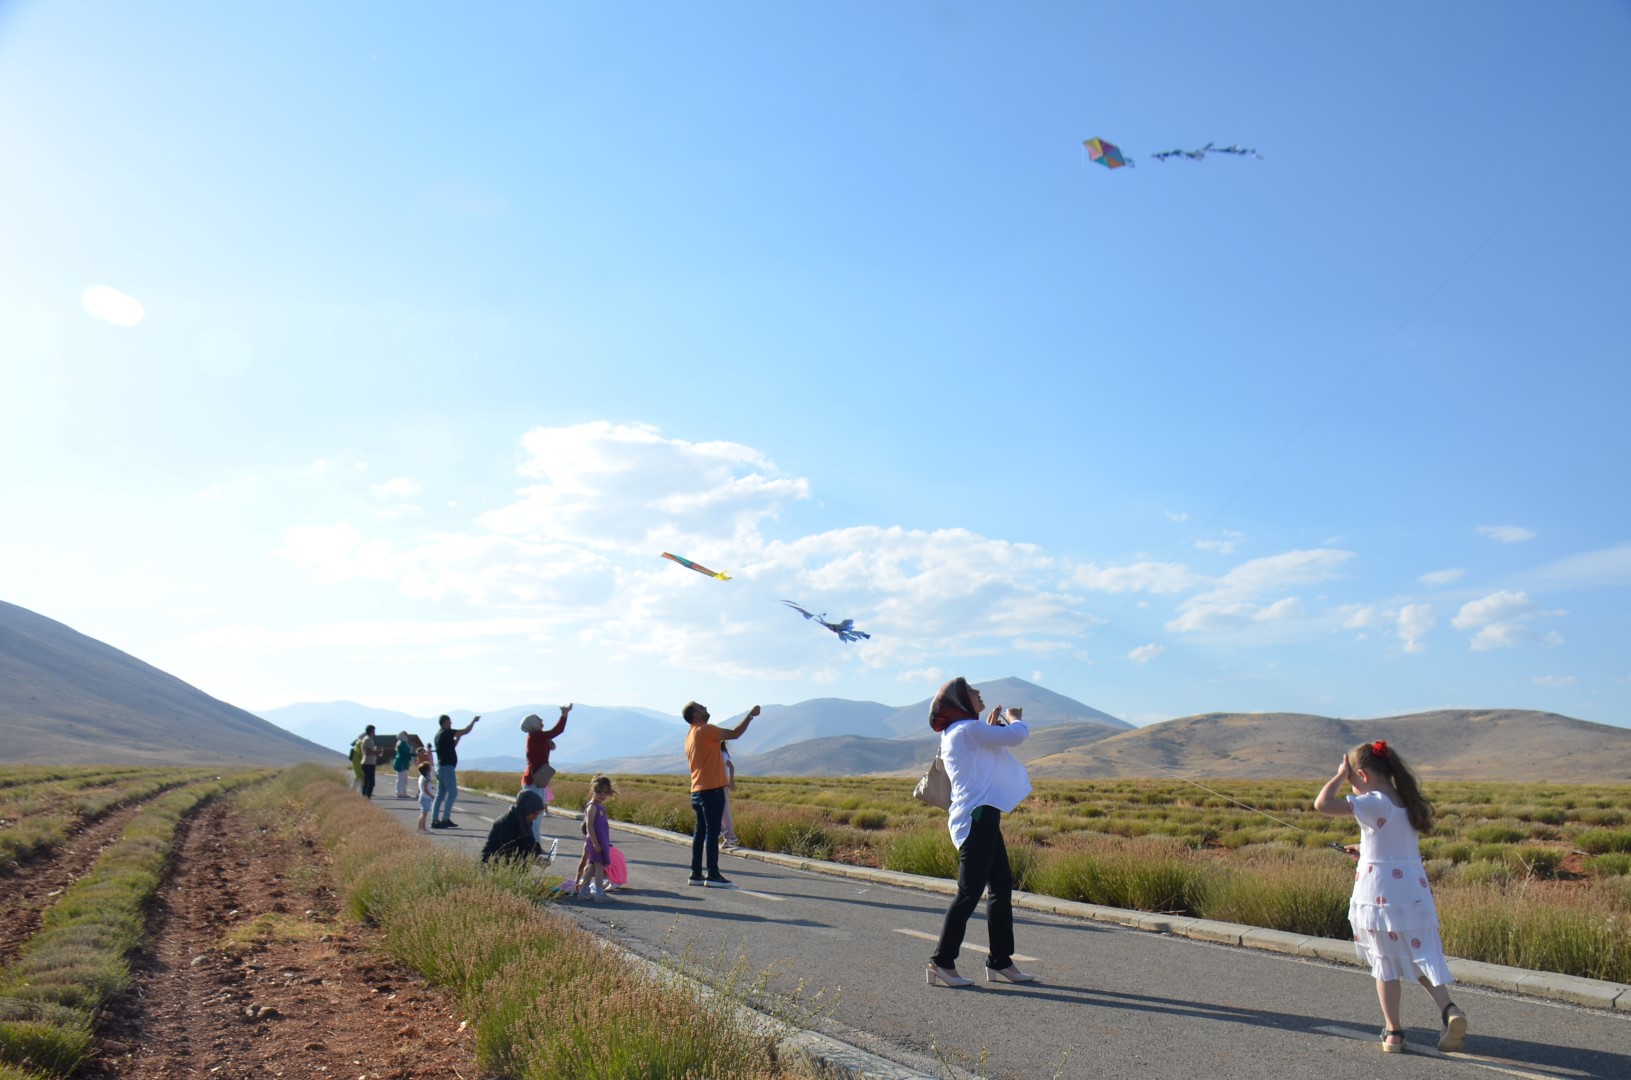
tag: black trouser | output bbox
[690,786,726,877]
[932,806,1014,970]
[361,764,377,798]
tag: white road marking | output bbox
[720,887,784,902]
[893,929,1036,963]
[1312,1025,1577,1080]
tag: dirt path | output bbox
[84,799,480,1079]
[0,799,153,968]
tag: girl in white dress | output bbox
[1315,740,1468,1055]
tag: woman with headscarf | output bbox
[392,731,414,798]
[481,789,548,865]
[925,676,1038,987]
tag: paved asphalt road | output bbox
[367,786,1629,1080]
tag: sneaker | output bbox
[430,821,451,829]
[444,820,460,828]
[687,876,707,887]
[704,875,733,888]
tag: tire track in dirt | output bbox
[0,799,155,968]
[86,798,479,1079]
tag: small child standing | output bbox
[577,774,617,900]
[415,762,435,833]
[1315,740,1468,1055]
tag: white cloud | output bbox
[1164,511,1189,523]
[1526,543,1631,590]
[1342,605,1385,630]
[1166,548,1354,633]
[1396,604,1434,654]
[1531,675,1575,688]
[1450,590,1564,651]
[1419,568,1464,587]
[1194,530,1244,555]
[273,422,1104,679]
[370,477,422,500]
[1127,643,1164,664]
[1477,524,1535,543]
[80,284,145,327]
[1069,560,1197,594]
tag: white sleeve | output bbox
[963,719,1028,748]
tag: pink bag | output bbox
[607,845,628,886]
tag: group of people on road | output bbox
[388,673,1469,1057]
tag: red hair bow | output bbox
[1371,740,1389,759]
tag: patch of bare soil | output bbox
[0,800,152,968]
[84,800,480,1079]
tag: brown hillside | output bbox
[0,600,343,766]
[1025,709,1631,783]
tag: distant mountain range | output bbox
[7,597,1629,782]
[0,600,340,766]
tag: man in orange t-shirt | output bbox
[683,701,759,886]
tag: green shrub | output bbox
[1466,823,1526,845]
[1438,842,1475,864]
[1588,852,1631,878]
[1506,846,1564,878]
[1440,882,1631,984]
[849,809,888,830]
[1456,860,1513,887]
[1577,829,1631,855]
[883,826,958,879]
[1199,853,1349,938]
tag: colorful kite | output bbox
[1086,137,1262,171]
[661,552,731,581]
[1083,137,1129,169]
[781,600,871,643]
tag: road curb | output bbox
[572,805,1631,1015]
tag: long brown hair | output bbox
[1350,740,1434,833]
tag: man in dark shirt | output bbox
[430,713,479,828]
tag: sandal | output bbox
[1438,1002,1468,1052]
[1381,1029,1406,1054]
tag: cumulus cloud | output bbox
[81,284,145,327]
[1531,675,1575,688]
[1477,524,1535,543]
[1194,530,1243,555]
[1419,568,1464,587]
[1069,560,1197,594]
[273,422,1102,680]
[1166,548,1354,633]
[1525,543,1631,590]
[1450,590,1564,651]
[1127,643,1164,664]
[1396,604,1434,653]
[370,477,422,500]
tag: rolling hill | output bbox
[1023,709,1631,782]
[0,600,341,766]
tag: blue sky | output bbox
[3,2,1628,728]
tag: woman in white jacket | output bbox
[925,676,1038,987]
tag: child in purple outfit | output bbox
[577,774,617,900]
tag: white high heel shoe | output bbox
[926,963,973,987]
[986,964,1038,983]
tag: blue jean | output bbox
[433,765,458,821]
[690,786,726,877]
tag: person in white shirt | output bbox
[924,677,1038,988]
